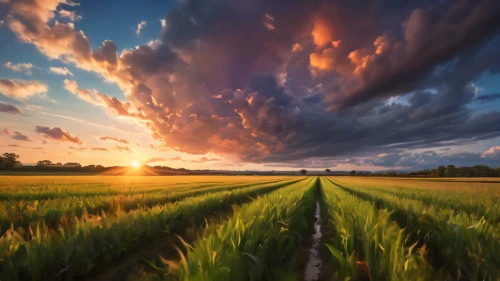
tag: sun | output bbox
[131,160,141,168]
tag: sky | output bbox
[0,0,500,171]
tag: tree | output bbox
[445,165,457,177]
[64,162,82,167]
[436,166,446,177]
[0,152,20,169]
[37,160,53,166]
[349,170,356,176]
[325,169,331,173]
[300,169,307,175]
[2,153,19,161]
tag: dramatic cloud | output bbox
[142,157,166,163]
[63,80,144,119]
[0,78,48,99]
[136,21,147,35]
[35,126,84,144]
[91,147,108,151]
[3,62,33,75]
[50,67,74,76]
[0,102,22,115]
[100,136,129,144]
[3,0,500,166]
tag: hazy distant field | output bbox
[1,176,499,281]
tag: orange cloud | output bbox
[312,18,333,48]
[3,62,33,75]
[142,157,166,163]
[114,146,131,152]
[58,9,81,22]
[481,146,500,158]
[91,147,108,151]
[348,49,370,75]
[64,79,143,119]
[186,157,220,163]
[0,78,48,99]
[292,43,303,52]
[310,49,335,71]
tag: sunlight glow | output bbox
[131,161,141,168]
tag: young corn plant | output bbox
[157,177,318,281]
[321,177,433,281]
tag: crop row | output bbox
[0,177,304,281]
[0,176,289,200]
[0,178,284,237]
[322,177,500,280]
[332,177,500,222]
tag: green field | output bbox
[1,176,500,281]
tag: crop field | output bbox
[0,176,500,281]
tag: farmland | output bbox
[0,176,500,281]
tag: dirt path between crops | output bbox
[294,179,334,281]
[304,197,323,281]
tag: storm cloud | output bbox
[3,0,500,166]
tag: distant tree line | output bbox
[317,165,500,177]
[408,165,500,177]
